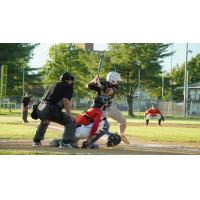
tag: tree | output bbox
[0,43,38,96]
[170,54,200,100]
[106,43,171,116]
[41,43,102,99]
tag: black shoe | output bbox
[32,140,42,147]
[59,142,77,149]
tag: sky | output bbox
[29,43,200,72]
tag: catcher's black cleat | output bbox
[59,141,77,149]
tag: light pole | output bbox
[170,44,173,76]
[184,44,192,117]
[162,73,164,99]
[184,43,189,117]
[22,65,25,97]
[138,67,141,112]
[170,44,173,101]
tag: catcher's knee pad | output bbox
[107,133,121,147]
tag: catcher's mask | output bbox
[107,133,121,147]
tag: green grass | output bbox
[0,116,60,140]
[125,126,200,142]
[0,123,60,140]
[1,110,200,143]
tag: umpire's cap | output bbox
[60,72,74,82]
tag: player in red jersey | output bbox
[144,104,164,126]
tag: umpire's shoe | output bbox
[32,139,42,147]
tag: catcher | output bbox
[87,71,130,144]
[49,96,121,148]
[144,104,164,126]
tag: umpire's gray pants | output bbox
[33,103,76,142]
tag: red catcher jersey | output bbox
[76,108,102,136]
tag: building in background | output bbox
[77,43,94,51]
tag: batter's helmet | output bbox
[107,133,121,147]
[106,71,122,85]
[60,72,74,82]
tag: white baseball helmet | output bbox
[106,71,122,85]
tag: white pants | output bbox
[75,120,105,139]
[146,114,161,120]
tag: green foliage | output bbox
[41,43,171,116]
[106,43,172,115]
[0,43,38,96]
[170,54,200,100]
[42,43,102,98]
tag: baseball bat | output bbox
[97,54,104,79]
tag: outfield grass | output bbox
[126,126,200,142]
[1,109,200,143]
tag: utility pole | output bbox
[138,67,141,112]
[170,44,173,101]
[22,65,25,97]
[162,73,164,99]
[184,43,189,117]
[170,44,173,76]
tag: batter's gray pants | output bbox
[107,105,126,134]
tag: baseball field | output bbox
[1,109,200,155]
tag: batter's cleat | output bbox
[120,134,130,144]
[32,140,42,147]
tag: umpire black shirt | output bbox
[44,81,73,106]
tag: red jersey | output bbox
[76,108,102,136]
[145,108,162,116]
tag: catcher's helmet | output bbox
[60,72,74,82]
[92,96,107,108]
[107,133,121,147]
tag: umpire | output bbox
[32,72,77,148]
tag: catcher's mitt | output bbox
[107,133,121,147]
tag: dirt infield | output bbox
[1,136,200,155]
